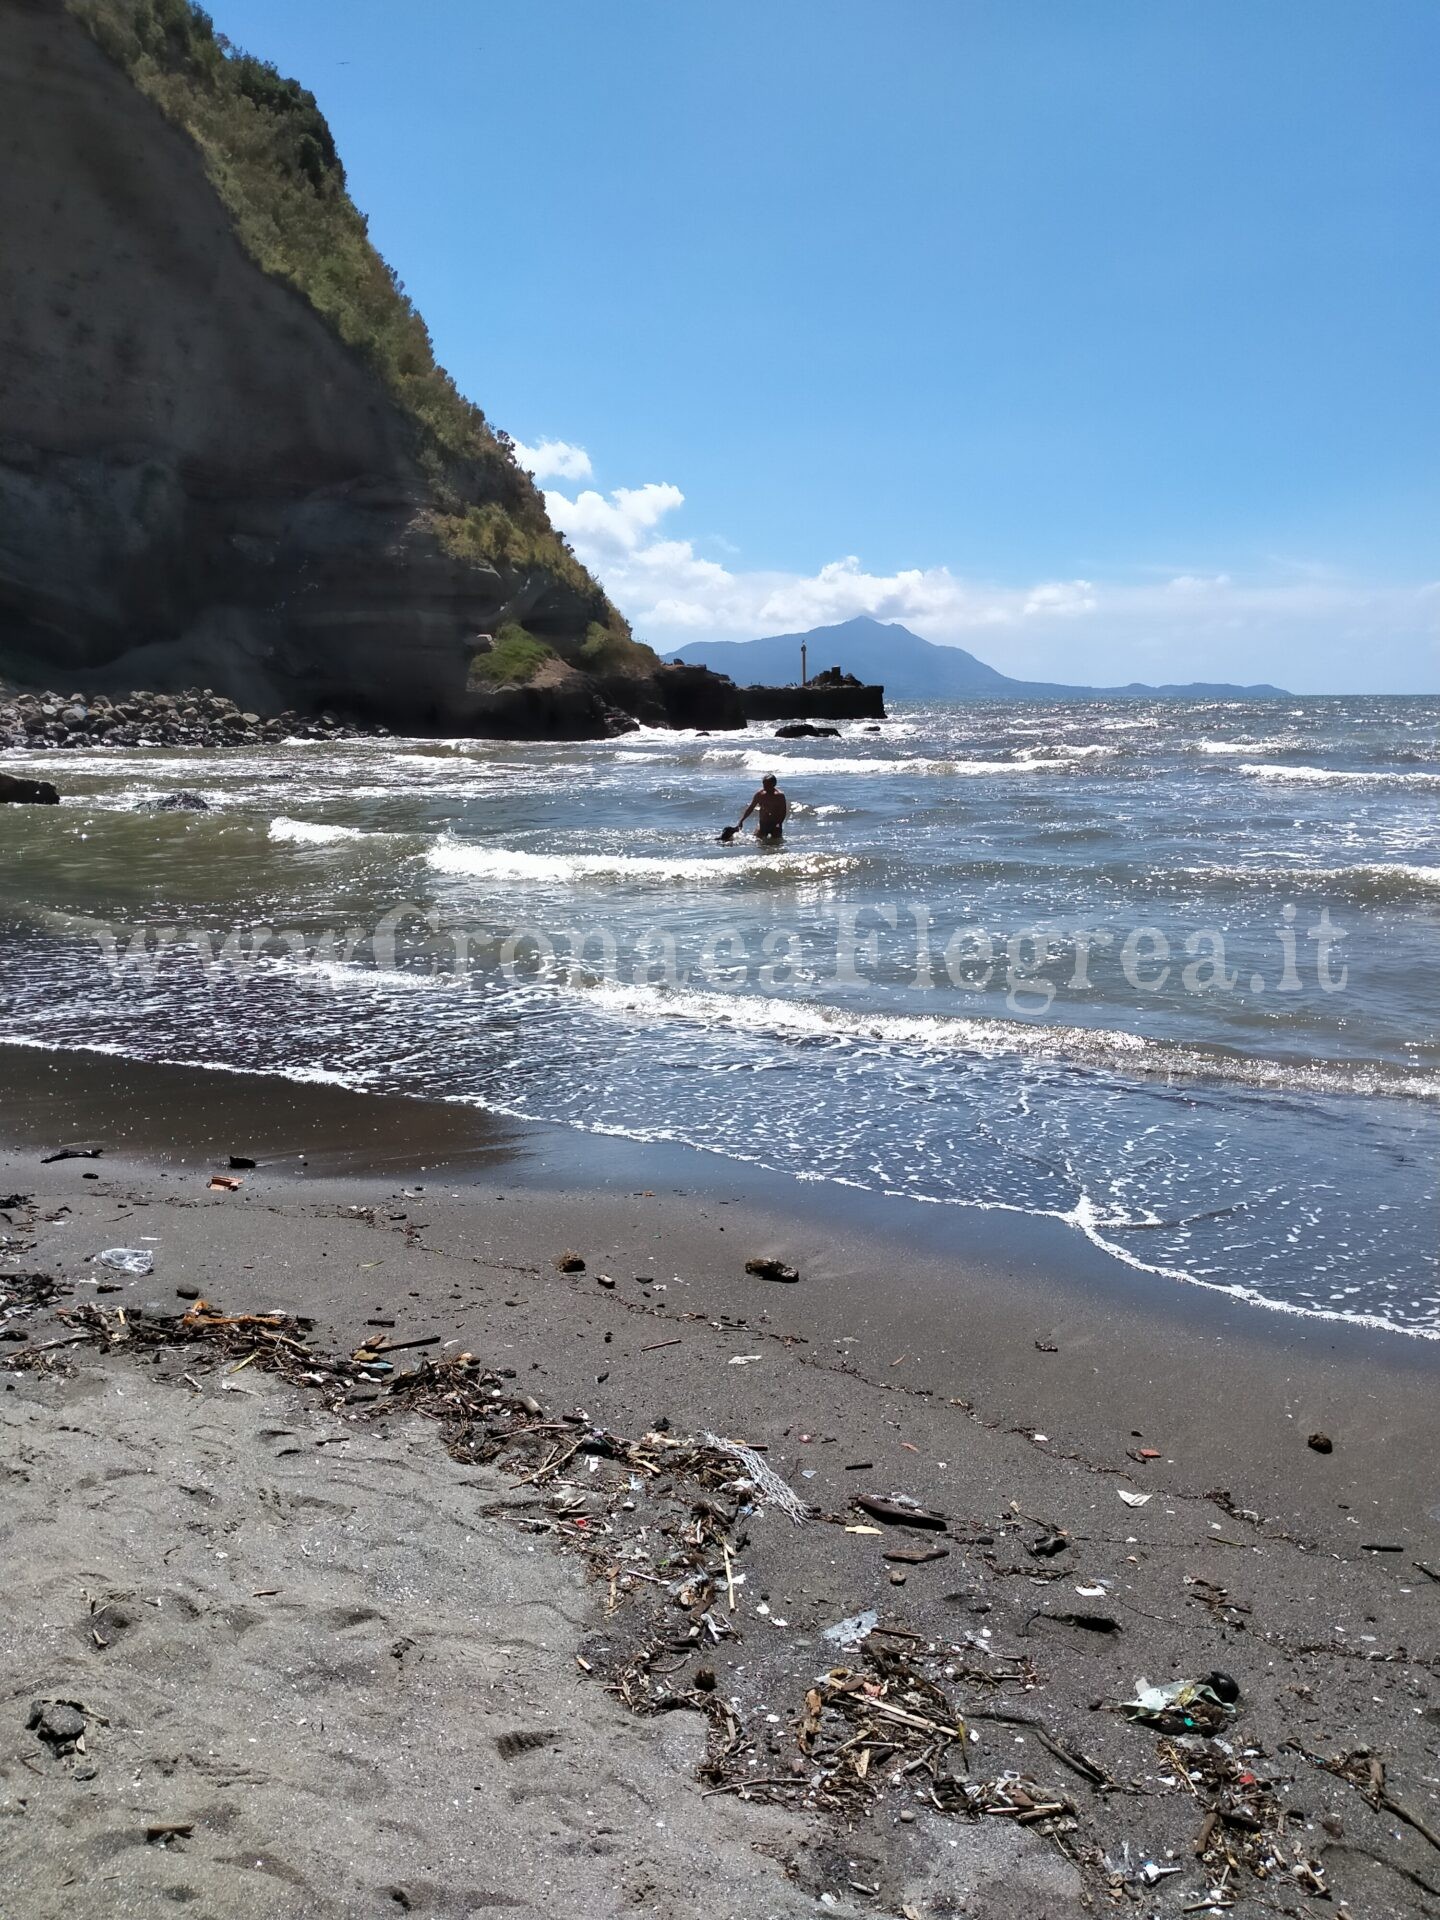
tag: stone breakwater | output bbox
[0,688,371,751]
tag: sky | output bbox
[210,0,1439,691]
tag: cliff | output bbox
[0,0,739,735]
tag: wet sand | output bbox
[2,1042,1438,1917]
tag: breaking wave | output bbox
[268,816,377,846]
[425,839,857,886]
[1238,762,1440,788]
[565,978,1440,1103]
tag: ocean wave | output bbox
[566,978,1439,1103]
[1172,861,1440,903]
[425,839,856,885]
[268,816,376,846]
[700,749,1064,777]
[1190,737,1300,755]
[1014,742,1119,762]
[1238,762,1440,788]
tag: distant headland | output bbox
[668,615,1290,700]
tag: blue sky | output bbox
[211,0,1437,690]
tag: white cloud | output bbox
[510,438,593,483]
[546,482,685,554]
[531,450,1440,690]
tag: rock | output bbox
[1307,1431,1333,1453]
[744,1256,801,1284]
[774,723,840,738]
[156,790,210,811]
[26,1699,87,1747]
[554,1251,585,1273]
[0,771,60,804]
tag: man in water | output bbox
[734,772,788,841]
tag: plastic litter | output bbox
[96,1248,153,1276]
[822,1608,878,1647]
[702,1432,810,1524]
[1122,1674,1239,1732]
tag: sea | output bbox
[1,695,1436,1337]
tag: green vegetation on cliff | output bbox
[68,0,642,656]
[468,625,555,689]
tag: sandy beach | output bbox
[2,1043,1437,1919]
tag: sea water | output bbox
[2,696,1436,1334]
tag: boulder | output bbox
[0,772,60,804]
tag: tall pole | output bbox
[801,642,808,688]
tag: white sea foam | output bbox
[566,978,1439,1102]
[268,816,375,845]
[1238,762,1440,788]
[1191,737,1299,755]
[1014,742,1118,762]
[425,839,854,885]
[700,749,1059,777]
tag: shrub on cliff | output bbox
[68,0,629,635]
[468,626,556,689]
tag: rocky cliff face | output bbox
[0,0,739,735]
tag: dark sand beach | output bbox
[3,1043,1437,1918]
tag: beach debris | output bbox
[823,1610,879,1647]
[1288,1740,1440,1859]
[726,1353,762,1366]
[783,1643,1075,1829]
[228,1155,257,1169]
[702,1432,810,1523]
[208,1174,243,1192]
[1154,1736,1339,1891]
[145,1822,195,1844]
[1307,1430,1333,1453]
[554,1251,585,1272]
[96,1248,153,1276]
[744,1256,800,1283]
[41,1143,103,1163]
[1116,1489,1151,1507]
[0,1193,32,1211]
[1028,1532,1069,1558]
[854,1492,948,1531]
[1121,1676,1238,1733]
[882,1543,950,1565]
[595,1273,616,1289]
[2,1272,67,1327]
[26,1698,90,1752]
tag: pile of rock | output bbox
[0,688,376,750]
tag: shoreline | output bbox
[4,1035,1437,1362]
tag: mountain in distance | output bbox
[667,616,1289,701]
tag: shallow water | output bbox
[2,695,1436,1334]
